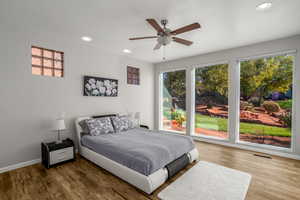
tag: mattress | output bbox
[81,128,195,176]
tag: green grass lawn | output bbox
[195,113,291,137]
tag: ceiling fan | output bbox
[129,19,201,50]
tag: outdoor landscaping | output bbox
[162,55,293,148]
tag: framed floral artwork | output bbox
[83,76,118,97]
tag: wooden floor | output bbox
[1,141,300,200]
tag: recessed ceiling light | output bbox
[81,36,92,42]
[123,49,132,53]
[256,2,272,11]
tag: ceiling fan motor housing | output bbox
[157,26,172,46]
[157,35,172,46]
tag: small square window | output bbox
[31,46,64,77]
[127,66,140,85]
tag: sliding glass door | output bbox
[239,55,294,148]
[161,70,186,133]
[193,64,229,139]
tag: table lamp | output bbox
[52,119,66,143]
[134,112,141,126]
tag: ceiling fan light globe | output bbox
[158,36,172,46]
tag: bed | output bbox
[75,115,199,194]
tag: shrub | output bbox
[171,110,186,126]
[249,97,261,107]
[280,112,292,128]
[175,114,186,126]
[171,110,181,120]
[262,101,281,113]
[240,101,253,110]
[206,102,213,109]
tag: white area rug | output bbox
[158,161,251,200]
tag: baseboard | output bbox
[193,137,300,160]
[0,149,78,174]
[0,159,41,174]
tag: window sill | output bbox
[192,135,297,159]
[236,140,292,153]
[191,134,229,142]
[159,129,186,135]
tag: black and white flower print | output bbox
[84,77,118,97]
[111,116,134,132]
[85,117,115,136]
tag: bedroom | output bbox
[0,0,300,200]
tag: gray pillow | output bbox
[85,117,115,136]
[111,115,134,132]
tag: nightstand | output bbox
[41,138,75,168]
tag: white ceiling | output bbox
[1,0,300,63]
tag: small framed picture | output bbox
[127,66,140,85]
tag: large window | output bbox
[158,51,296,152]
[193,64,229,139]
[239,55,294,148]
[161,70,186,133]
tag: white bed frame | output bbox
[75,116,199,194]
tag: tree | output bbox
[240,55,293,105]
[195,64,229,98]
[163,70,186,110]
[162,55,293,109]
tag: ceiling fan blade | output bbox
[153,43,162,50]
[146,18,164,33]
[170,23,201,35]
[129,36,157,40]
[173,37,193,46]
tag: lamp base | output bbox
[56,130,63,144]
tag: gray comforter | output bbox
[81,128,195,176]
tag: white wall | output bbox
[155,35,300,158]
[0,30,154,169]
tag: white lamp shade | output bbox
[128,112,134,119]
[52,119,66,131]
[134,112,141,120]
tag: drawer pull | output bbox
[58,156,67,161]
[58,150,68,154]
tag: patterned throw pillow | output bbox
[79,120,90,134]
[85,117,115,136]
[111,116,133,132]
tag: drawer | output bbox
[50,147,74,165]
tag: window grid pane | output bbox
[193,64,229,139]
[32,67,42,75]
[239,55,293,148]
[161,70,186,134]
[32,48,42,56]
